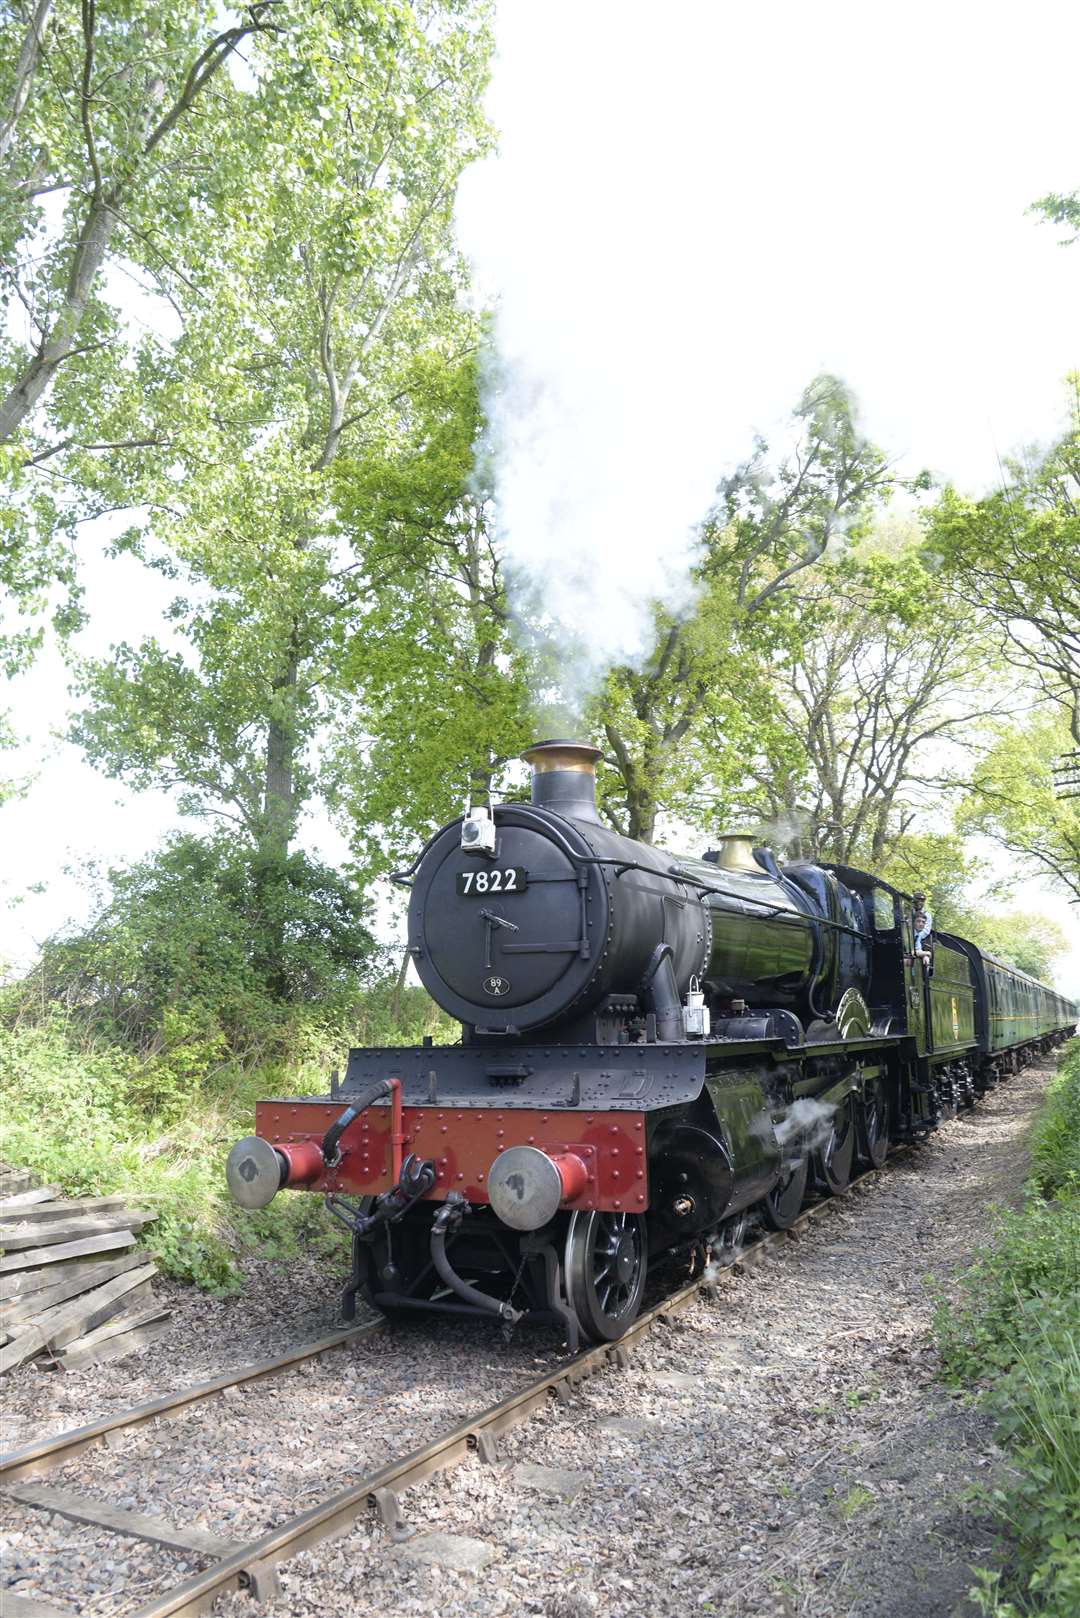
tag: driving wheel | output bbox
[857,1073,890,1170]
[816,1093,856,1194]
[763,1152,809,1229]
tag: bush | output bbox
[0,1014,245,1289]
[0,832,458,1290]
[7,834,391,1101]
[0,986,454,1291]
[935,1040,1080,1617]
[1030,1043,1080,1198]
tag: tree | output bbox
[19,833,377,1079]
[925,379,1080,743]
[0,0,280,445]
[592,376,927,843]
[959,909,1070,983]
[328,352,534,878]
[1,1,287,686]
[958,714,1080,907]
[67,2,493,978]
[875,830,989,933]
[1031,189,1080,244]
[697,545,1010,868]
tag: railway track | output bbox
[1,1154,905,1618]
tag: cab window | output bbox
[873,888,896,931]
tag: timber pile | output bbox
[0,1162,170,1375]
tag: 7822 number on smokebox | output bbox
[456,867,527,896]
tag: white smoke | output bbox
[749,1096,838,1162]
[700,1097,838,1279]
[455,1,1079,690]
[751,810,815,858]
[773,1097,839,1158]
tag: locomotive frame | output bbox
[227,741,1077,1349]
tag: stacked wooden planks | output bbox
[0,1163,170,1374]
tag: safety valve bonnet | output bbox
[486,1145,589,1230]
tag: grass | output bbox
[934,1038,1080,1618]
[837,1485,876,1521]
[0,987,454,1292]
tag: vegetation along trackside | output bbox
[935,1039,1080,1618]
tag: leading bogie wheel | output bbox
[565,1210,647,1343]
[711,1207,749,1262]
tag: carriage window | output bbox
[873,889,896,931]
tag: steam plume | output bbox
[456,2,1078,690]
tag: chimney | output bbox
[521,740,602,824]
[705,833,762,874]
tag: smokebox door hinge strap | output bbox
[578,866,590,958]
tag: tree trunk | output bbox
[0,193,116,444]
[390,946,410,1030]
[255,659,298,998]
[0,0,53,162]
[626,774,658,843]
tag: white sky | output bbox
[3,0,1080,996]
[456,0,1080,676]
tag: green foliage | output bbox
[1030,1042,1080,1198]
[960,912,1071,984]
[0,983,451,1291]
[958,713,1080,907]
[58,3,496,963]
[934,1042,1080,1616]
[13,834,380,1088]
[1030,191,1080,244]
[1,0,285,667]
[0,1012,241,1289]
[693,530,1000,868]
[876,832,988,930]
[330,352,535,878]
[925,380,1080,746]
[592,374,915,844]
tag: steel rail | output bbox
[0,1320,386,1484]
[126,1162,898,1618]
[1,1144,920,1618]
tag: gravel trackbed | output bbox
[1,1057,1054,1618]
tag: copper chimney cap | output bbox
[521,739,603,774]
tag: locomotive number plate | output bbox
[456,867,527,896]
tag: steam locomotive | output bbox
[226,741,1077,1347]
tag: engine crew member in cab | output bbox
[912,891,933,972]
